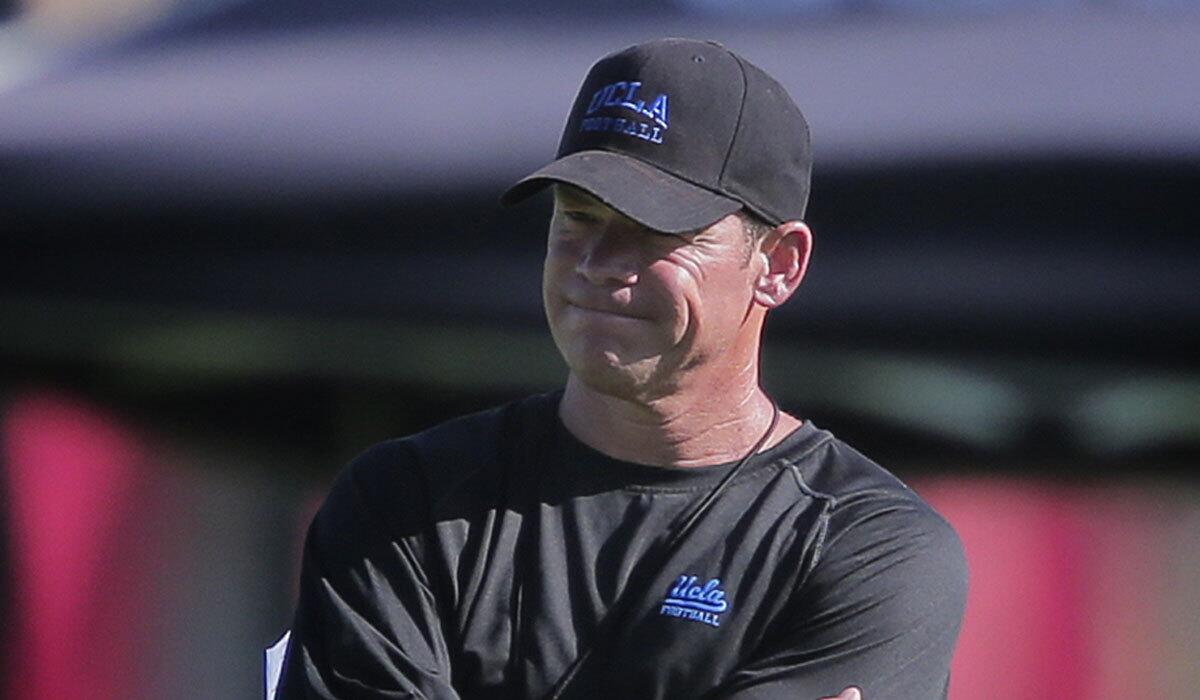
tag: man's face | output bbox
[542,185,763,400]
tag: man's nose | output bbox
[576,227,640,286]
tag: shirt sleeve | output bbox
[275,443,461,700]
[709,491,968,700]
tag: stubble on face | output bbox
[553,305,697,402]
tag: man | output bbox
[276,38,967,699]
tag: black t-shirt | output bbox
[278,392,967,699]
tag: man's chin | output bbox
[567,354,659,400]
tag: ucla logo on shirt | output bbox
[659,574,728,628]
[578,80,669,145]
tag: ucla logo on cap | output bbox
[579,80,669,145]
[659,574,728,628]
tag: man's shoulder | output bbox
[787,426,917,503]
[789,426,961,555]
[404,390,558,462]
[337,391,559,513]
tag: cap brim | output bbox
[500,150,743,234]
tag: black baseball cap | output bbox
[501,38,812,233]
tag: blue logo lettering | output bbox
[582,79,670,144]
[659,574,729,628]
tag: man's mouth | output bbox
[566,299,645,320]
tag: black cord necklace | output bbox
[545,399,782,699]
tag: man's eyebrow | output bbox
[553,184,602,207]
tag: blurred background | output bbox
[2,1,1199,698]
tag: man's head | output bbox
[503,38,814,401]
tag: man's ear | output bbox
[753,221,812,309]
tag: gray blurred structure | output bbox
[3,4,1199,456]
[3,11,1200,201]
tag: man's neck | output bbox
[558,374,797,468]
